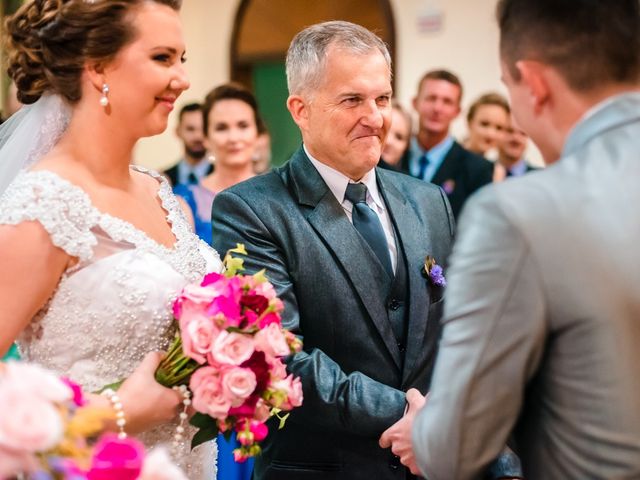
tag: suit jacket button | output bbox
[389,454,401,470]
[388,299,401,310]
[397,342,406,353]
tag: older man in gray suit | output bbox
[380,0,640,478]
[212,21,521,480]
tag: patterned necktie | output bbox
[417,153,430,181]
[344,183,393,277]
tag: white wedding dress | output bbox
[0,166,221,479]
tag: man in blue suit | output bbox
[404,70,494,219]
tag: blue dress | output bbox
[173,183,254,480]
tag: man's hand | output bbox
[379,388,427,476]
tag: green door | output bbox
[252,62,301,167]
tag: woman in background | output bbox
[174,83,263,245]
[380,102,412,171]
[464,92,510,158]
[174,83,263,480]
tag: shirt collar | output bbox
[304,144,384,210]
[408,135,455,175]
[177,157,211,183]
[508,158,529,176]
[563,92,640,158]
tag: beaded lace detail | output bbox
[0,166,221,478]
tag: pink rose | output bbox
[254,398,271,422]
[139,446,188,480]
[0,384,64,452]
[272,375,304,410]
[221,367,257,406]
[209,331,254,366]
[267,357,288,381]
[208,295,242,327]
[254,323,290,358]
[181,283,221,304]
[0,445,38,478]
[284,330,303,353]
[233,449,251,463]
[236,418,269,446]
[201,272,225,287]
[189,367,232,419]
[249,420,269,442]
[87,434,144,480]
[258,312,282,329]
[287,376,304,408]
[253,281,277,300]
[180,314,218,364]
[4,362,72,403]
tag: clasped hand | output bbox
[379,388,427,476]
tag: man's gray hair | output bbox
[286,20,391,97]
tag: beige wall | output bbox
[134,0,542,169]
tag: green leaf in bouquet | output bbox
[190,422,220,450]
[223,244,248,276]
[270,407,291,430]
[94,379,124,394]
[229,244,248,256]
[189,412,217,429]
[252,269,268,284]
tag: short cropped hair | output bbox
[416,69,463,105]
[496,0,640,91]
[285,20,391,97]
[178,103,202,123]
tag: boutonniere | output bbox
[441,179,455,195]
[422,255,446,287]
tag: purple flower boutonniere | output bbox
[422,255,446,287]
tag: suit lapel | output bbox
[286,149,401,369]
[378,172,432,383]
[431,142,461,186]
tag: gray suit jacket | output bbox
[212,147,455,479]
[413,93,640,479]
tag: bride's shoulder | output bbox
[0,168,99,261]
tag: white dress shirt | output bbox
[304,145,397,272]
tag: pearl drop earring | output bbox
[100,83,110,107]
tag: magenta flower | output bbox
[61,378,86,407]
[86,434,144,480]
[201,272,225,287]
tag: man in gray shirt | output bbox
[380,0,640,478]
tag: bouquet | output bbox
[153,245,303,461]
[0,361,187,480]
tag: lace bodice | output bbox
[0,166,222,478]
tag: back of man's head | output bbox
[497,0,640,92]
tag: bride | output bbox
[0,0,220,477]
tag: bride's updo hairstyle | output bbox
[4,0,182,105]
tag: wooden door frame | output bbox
[229,0,397,90]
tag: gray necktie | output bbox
[344,183,393,277]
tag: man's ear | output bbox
[516,60,550,115]
[287,94,309,132]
